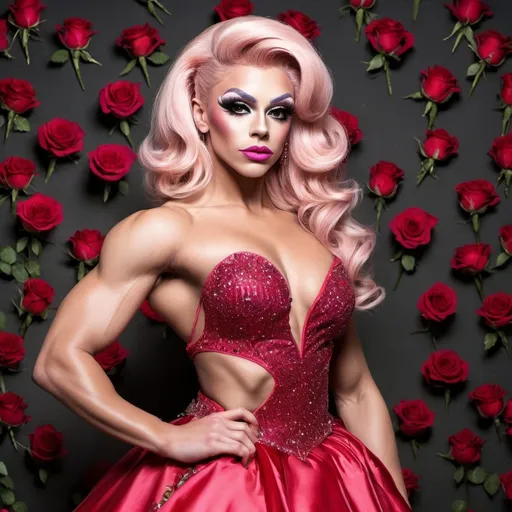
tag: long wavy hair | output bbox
[138,15,384,311]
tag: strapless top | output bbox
[182,251,356,461]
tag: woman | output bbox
[33,15,412,511]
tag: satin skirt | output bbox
[74,414,412,511]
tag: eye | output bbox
[269,107,294,122]
[225,101,250,117]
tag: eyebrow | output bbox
[221,88,294,104]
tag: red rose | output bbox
[499,225,512,255]
[364,18,414,57]
[0,391,31,426]
[22,277,55,316]
[0,156,37,190]
[277,10,321,41]
[402,468,420,496]
[99,81,144,119]
[488,133,512,169]
[450,243,491,274]
[68,229,105,261]
[88,144,137,182]
[38,118,85,158]
[501,73,512,106]
[28,424,68,464]
[350,0,375,7]
[420,65,461,103]
[8,0,46,29]
[500,471,512,500]
[0,19,9,52]
[389,207,438,250]
[421,349,469,387]
[423,128,459,160]
[393,399,435,437]
[469,383,506,418]
[417,282,457,322]
[444,0,493,25]
[476,292,512,329]
[455,179,500,214]
[504,399,512,425]
[16,192,64,233]
[329,107,363,146]
[56,17,97,50]
[93,340,130,372]
[213,0,254,21]
[0,332,25,369]
[475,30,512,66]
[140,299,166,322]
[116,23,165,58]
[368,161,404,198]
[448,428,484,465]
[81,460,114,493]
[0,78,40,114]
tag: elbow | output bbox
[32,361,50,387]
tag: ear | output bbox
[191,97,209,135]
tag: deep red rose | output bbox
[0,19,9,52]
[450,243,491,274]
[93,340,130,372]
[444,0,493,25]
[421,349,469,387]
[0,156,37,190]
[56,17,97,50]
[500,471,512,500]
[364,18,414,57]
[0,78,40,114]
[81,460,114,493]
[9,0,46,29]
[420,65,461,103]
[350,0,375,7]
[140,299,166,322]
[22,277,54,316]
[0,332,25,369]
[99,81,144,119]
[475,30,512,66]
[488,133,512,169]
[501,73,512,106]
[0,391,31,426]
[469,383,507,418]
[393,399,435,437]
[368,161,404,198]
[417,282,457,322]
[277,10,321,41]
[476,292,512,329]
[38,118,85,158]
[423,128,459,160]
[455,179,500,214]
[402,468,420,496]
[16,192,64,233]
[213,0,254,21]
[448,428,485,465]
[389,207,438,250]
[504,399,512,425]
[28,424,68,464]
[330,107,363,146]
[88,144,137,182]
[499,225,512,255]
[116,23,165,58]
[68,229,105,261]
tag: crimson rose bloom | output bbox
[450,243,491,274]
[500,471,512,500]
[0,332,25,369]
[0,391,31,426]
[22,277,55,316]
[16,192,64,233]
[350,0,375,7]
[93,340,130,372]
[329,107,363,146]
[68,229,105,261]
[488,133,512,169]
[99,81,144,119]
[455,179,500,213]
[0,156,37,190]
[28,424,68,464]
[420,65,461,103]
[501,73,512,106]
[393,399,435,437]
[499,225,512,255]
[38,118,85,158]
[503,399,512,426]
[116,24,165,58]
[389,207,438,250]
[417,282,457,322]
[57,18,97,50]
[213,0,254,21]
[423,128,459,160]
[88,144,137,182]
[0,19,9,52]
[476,292,512,329]
[475,30,512,66]
[469,383,506,418]
[368,161,404,198]
[448,428,485,465]
[9,0,46,29]
[365,18,414,57]
[277,10,320,41]
[402,468,420,496]
[0,78,40,114]
[421,349,469,386]
[444,0,493,25]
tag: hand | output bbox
[162,408,260,468]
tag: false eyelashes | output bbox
[218,97,296,122]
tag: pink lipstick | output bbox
[239,145,273,162]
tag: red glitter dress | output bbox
[74,251,412,511]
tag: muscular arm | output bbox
[32,207,188,455]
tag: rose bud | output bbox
[393,399,435,437]
[475,30,512,67]
[0,19,9,52]
[500,471,512,500]
[28,424,68,464]
[389,207,438,250]
[421,349,469,387]
[8,0,46,29]
[88,144,137,182]
[214,0,254,21]
[456,179,500,214]
[503,399,512,426]
[277,10,321,41]
[499,225,512,256]
[421,65,461,103]
[21,277,55,316]
[500,72,512,106]
[93,340,130,372]
[365,18,414,56]
[56,18,97,50]
[448,428,485,465]
[476,292,512,329]
[368,161,404,198]
[350,0,376,8]
[116,23,165,58]
[0,391,31,427]
[417,282,457,322]
[330,107,363,146]
[16,192,64,233]
[488,132,512,197]
[99,81,144,119]
[0,78,40,115]
[0,156,37,190]
[68,229,105,262]
[0,332,25,370]
[422,128,458,160]
[402,468,420,497]
[469,383,506,418]
[450,243,491,275]
[444,0,493,25]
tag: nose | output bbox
[250,112,269,140]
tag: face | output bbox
[193,65,295,177]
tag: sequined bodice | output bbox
[183,251,355,461]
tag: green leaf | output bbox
[31,237,42,256]
[0,462,8,477]
[366,54,384,71]
[120,120,130,137]
[451,499,468,512]
[466,62,481,77]
[25,259,40,277]
[484,332,498,350]
[454,465,465,484]
[0,262,12,276]
[466,466,487,484]
[11,262,29,283]
[77,261,85,281]
[0,246,17,264]
[0,475,14,489]
[12,502,28,512]
[0,115,5,129]
[13,116,30,132]
[496,252,510,267]
[50,48,69,64]
[147,51,170,65]
[403,92,423,100]
[80,50,102,65]
[401,254,415,272]
[16,237,29,253]
[483,473,501,496]
[103,182,111,203]
[38,468,48,485]
[0,487,16,506]
[119,59,137,76]
[118,180,129,196]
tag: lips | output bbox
[240,146,273,154]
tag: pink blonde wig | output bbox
[138,15,385,311]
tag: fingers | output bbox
[216,436,255,467]
[224,418,259,444]
[222,407,259,430]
